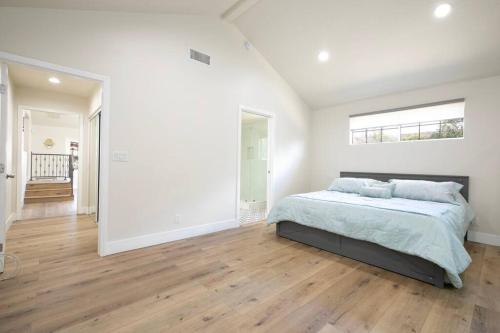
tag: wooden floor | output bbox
[20,196,77,220]
[1,216,499,333]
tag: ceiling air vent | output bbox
[190,49,210,65]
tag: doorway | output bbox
[18,108,81,220]
[237,106,274,225]
[0,51,110,256]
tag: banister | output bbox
[30,153,73,182]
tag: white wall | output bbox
[20,110,30,207]
[0,8,311,247]
[31,124,79,155]
[311,75,500,239]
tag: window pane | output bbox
[349,100,465,144]
[441,118,464,138]
[381,127,399,142]
[367,128,382,143]
[401,125,419,141]
[420,122,440,140]
[352,130,366,144]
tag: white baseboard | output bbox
[103,219,239,256]
[6,212,16,231]
[468,231,500,246]
[78,206,89,215]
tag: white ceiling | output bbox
[3,1,500,109]
[8,62,100,98]
[234,0,500,109]
[0,0,241,16]
[30,110,80,128]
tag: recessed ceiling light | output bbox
[48,77,60,84]
[434,3,452,18]
[318,51,330,62]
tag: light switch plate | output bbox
[112,150,129,162]
[119,151,128,162]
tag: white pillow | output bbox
[359,186,392,199]
[328,177,378,194]
[370,181,396,194]
[390,179,463,204]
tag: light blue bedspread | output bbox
[267,190,474,288]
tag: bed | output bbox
[268,172,472,288]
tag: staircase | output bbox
[24,181,74,203]
[25,153,75,204]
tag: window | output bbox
[349,99,465,145]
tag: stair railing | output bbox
[30,153,74,196]
[69,155,74,196]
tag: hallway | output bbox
[20,196,77,220]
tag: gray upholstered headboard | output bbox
[339,172,469,202]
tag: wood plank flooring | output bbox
[1,215,499,332]
[20,197,77,220]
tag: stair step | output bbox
[25,188,73,196]
[27,183,72,190]
[24,194,74,204]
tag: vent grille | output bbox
[190,49,210,65]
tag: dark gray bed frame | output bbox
[276,172,469,288]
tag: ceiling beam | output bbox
[222,0,261,22]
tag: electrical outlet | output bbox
[175,214,181,224]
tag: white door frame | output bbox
[236,105,275,225]
[0,62,8,272]
[16,105,86,219]
[88,108,101,219]
[0,51,110,256]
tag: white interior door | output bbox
[0,63,8,272]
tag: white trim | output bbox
[78,206,89,215]
[0,52,108,82]
[15,106,24,219]
[87,108,101,218]
[104,219,238,255]
[89,106,101,120]
[6,212,16,231]
[0,62,8,270]
[236,105,275,226]
[468,231,500,246]
[0,51,110,257]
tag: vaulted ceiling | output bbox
[2,0,500,109]
[233,0,500,109]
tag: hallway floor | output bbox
[20,195,77,220]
